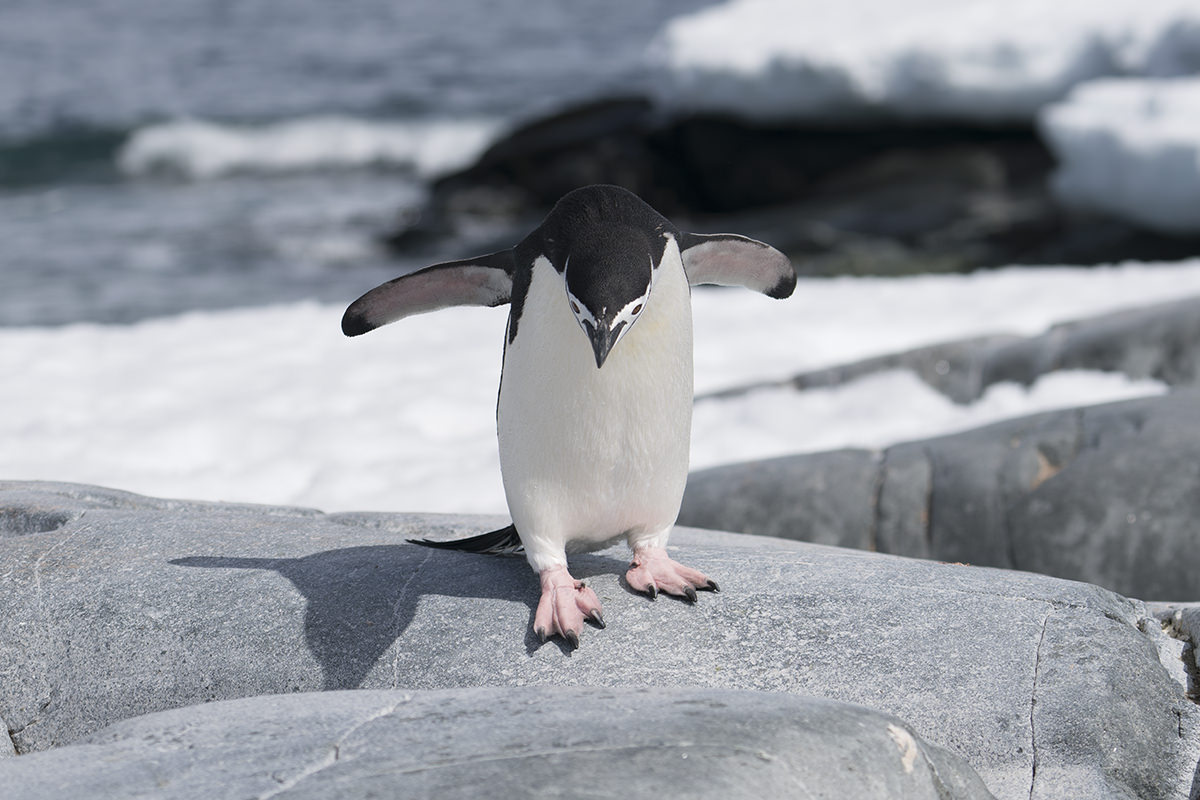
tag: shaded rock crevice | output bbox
[1027,609,1051,800]
[0,508,81,538]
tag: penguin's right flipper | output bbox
[407,524,524,556]
[678,232,796,300]
[342,249,516,336]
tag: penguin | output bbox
[342,185,795,648]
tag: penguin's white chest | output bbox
[497,251,693,562]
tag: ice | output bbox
[650,0,1200,120]
[118,115,504,180]
[1040,76,1200,234]
[3,260,1197,514]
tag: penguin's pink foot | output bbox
[626,546,720,601]
[534,565,605,648]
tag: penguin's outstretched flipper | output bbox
[407,524,524,556]
[342,250,517,337]
[679,232,796,300]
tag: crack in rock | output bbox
[1028,608,1050,800]
[257,696,411,799]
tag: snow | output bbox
[650,0,1200,120]
[1040,76,1200,234]
[2,260,1197,515]
[118,115,504,180]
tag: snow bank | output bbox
[3,260,1198,514]
[118,116,503,180]
[651,0,1200,120]
[1040,76,1200,234]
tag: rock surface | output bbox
[681,390,1200,600]
[1,687,995,800]
[1,481,1198,799]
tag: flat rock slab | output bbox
[682,390,1200,600]
[1,481,1197,800]
[0,687,994,799]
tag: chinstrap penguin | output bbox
[342,185,795,647]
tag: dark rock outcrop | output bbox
[388,95,1200,273]
[681,390,1200,600]
[1,481,1198,799]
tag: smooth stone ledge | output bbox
[0,687,995,800]
[681,390,1200,601]
[1,481,1198,800]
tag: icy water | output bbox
[0,0,715,326]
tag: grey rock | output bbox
[0,687,995,800]
[1,481,1197,799]
[681,390,1200,600]
[676,449,879,549]
[700,295,1200,405]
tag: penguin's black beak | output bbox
[584,320,625,369]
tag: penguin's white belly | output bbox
[497,255,693,570]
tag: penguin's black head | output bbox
[536,186,673,369]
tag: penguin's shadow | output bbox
[170,545,627,687]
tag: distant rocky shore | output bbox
[386,95,1200,275]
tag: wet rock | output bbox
[681,390,1200,600]
[0,480,1197,799]
[0,687,995,800]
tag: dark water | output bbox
[0,0,716,326]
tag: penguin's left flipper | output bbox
[626,546,720,603]
[342,249,517,337]
[679,232,796,300]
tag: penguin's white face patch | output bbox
[564,254,654,360]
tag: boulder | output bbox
[0,687,994,800]
[681,390,1200,600]
[1,480,1197,799]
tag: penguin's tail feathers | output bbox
[407,524,524,556]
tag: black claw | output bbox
[588,610,606,629]
[684,586,698,603]
[564,630,580,649]
[536,627,547,644]
[705,579,721,593]
[646,584,658,600]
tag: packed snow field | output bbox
[652,0,1200,120]
[4,261,1195,515]
[1040,76,1200,234]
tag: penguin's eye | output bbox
[570,301,580,314]
[632,303,643,315]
